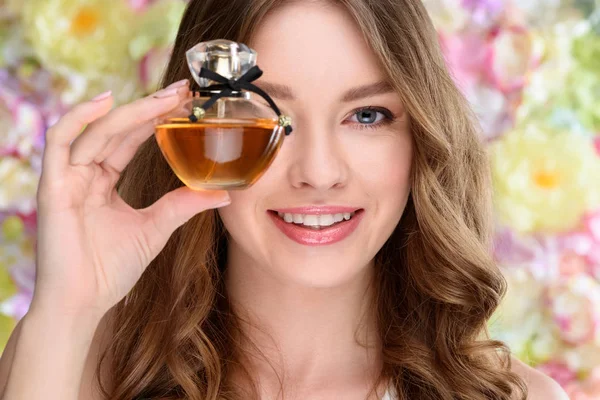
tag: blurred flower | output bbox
[440,33,487,92]
[528,326,564,365]
[0,75,46,159]
[0,157,39,214]
[565,342,600,375]
[422,0,471,33]
[128,0,156,12]
[545,274,600,346]
[1,0,27,16]
[566,366,600,400]
[567,30,600,132]
[138,47,173,93]
[557,209,600,280]
[439,33,516,140]
[484,26,541,93]
[0,258,16,302]
[0,313,16,353]
[0,262,34,321]
[461,0,505,30]
[488,267,546,359]
[21,0,138,78]
[130,0,185,93]
[0,213,35,321]
[507,0,570,27]
[0,18,32,68]
[493,226,561,280]
[491,124,600,233]
[517,20,600,133]
[467,83,515,141]
[536,361,578,387]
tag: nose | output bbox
[287,119,349,191]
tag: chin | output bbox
[269,253,371,289]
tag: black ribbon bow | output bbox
[190,65,293,135]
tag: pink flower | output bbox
[0,75,46,159]
[0,68,65,171]
[493,226,561,280]
[138,47,173,94]
[558,251,589,278]
[439,33,518,140]
[439,33,488,93]
[566,367,600,400]
[461,0,505,29]
[483,26,540,93]
[536,361,577,388]
[545,274,600,346]
[128,0,156,13]
[561,210,600,277]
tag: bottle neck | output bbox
[196,89,250,99]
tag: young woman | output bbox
[0,0,569,399]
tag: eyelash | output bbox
[345,106,396,130]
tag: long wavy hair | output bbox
[98,0,529,399]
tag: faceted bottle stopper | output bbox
[186,39,257,89]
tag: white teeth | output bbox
[318,214,335,226]
[302,214,319,226]
[276,211,357,227]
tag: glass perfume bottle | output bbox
[154,39,292,190]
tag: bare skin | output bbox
[0,312,568,399]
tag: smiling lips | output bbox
[268,206,364,245]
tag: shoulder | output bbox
[510,356,570,400]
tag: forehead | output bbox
[248,1,387,99]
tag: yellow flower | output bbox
[0,313,16,354]
[21,0,137,77]
[0,157,39,214]
[491,124,600,234]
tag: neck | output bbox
[224,245,384,399]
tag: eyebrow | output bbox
[254,80,395,102]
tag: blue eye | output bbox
[347,107,395,130]
[355,109,380,124]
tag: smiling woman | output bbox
[0,0,569,400]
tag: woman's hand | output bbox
[31,80,231,318]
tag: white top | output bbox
[381,386,397,400]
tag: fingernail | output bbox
[166,79,189,89]
[91,90,112,102]
[153,87,181,98]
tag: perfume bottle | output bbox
[154,39,293,190]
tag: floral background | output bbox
[0,0,599,396]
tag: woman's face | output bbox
[218,1,413,287]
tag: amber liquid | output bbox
[155,118,284,190]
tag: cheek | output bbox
[349,133,413,199]
[216,176,275,241]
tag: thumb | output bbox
[142,186,230,238]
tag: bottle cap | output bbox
[186,39,257,88]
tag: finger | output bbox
[92,80,193,164]
[140,187,231,250]
[99,120,154,173]
[69,80,190,166]
[42,92,114,179]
